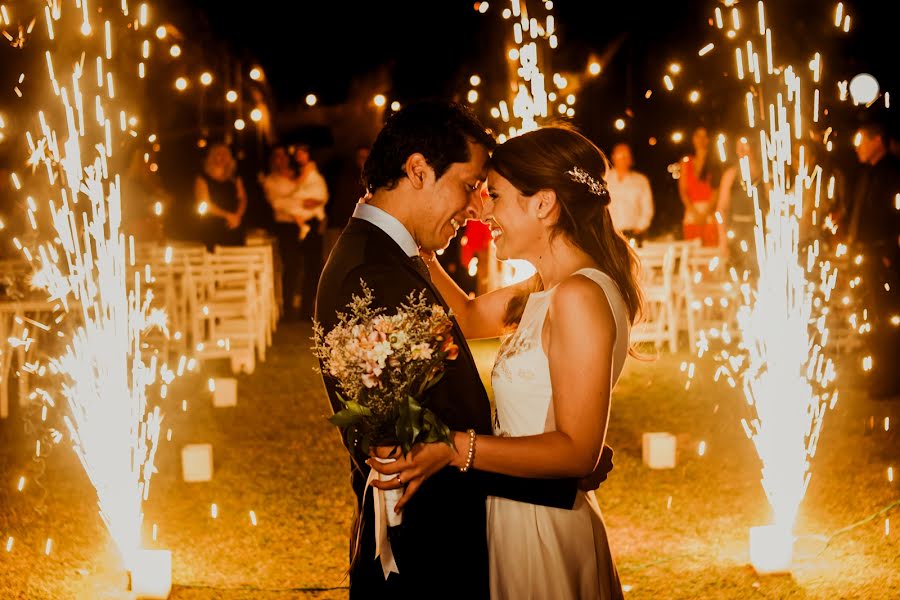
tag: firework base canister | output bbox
[749,525,793,574]
[128,548,172,599]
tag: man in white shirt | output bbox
[606,143,654,239]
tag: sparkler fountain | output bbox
[8,1,172,596]
[475,0,576,287]
[697,1,840,574]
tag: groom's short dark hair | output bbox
[362,100,496,195]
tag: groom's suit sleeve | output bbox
[469,470,578,509]
[337,265,581,511]
[469,446,614,507]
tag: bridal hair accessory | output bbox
[566,166,609,199]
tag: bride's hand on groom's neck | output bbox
[419,248,437,265]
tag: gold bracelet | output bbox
[459,429,477,473]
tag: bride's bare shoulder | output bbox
[547,275,614,335]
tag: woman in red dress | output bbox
[679,126,719,246]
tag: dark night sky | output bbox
[165,1,895,169]
[3,1,894,141]
[2,1,894,202]
[158,0,896,160]
[181,1,697,104]
[178,1,895,105]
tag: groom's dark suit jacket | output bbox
[315,218,578,599]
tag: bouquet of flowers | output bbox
[312,282,459,459]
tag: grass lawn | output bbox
[1,323,898,598]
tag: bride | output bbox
[371,126,641,599]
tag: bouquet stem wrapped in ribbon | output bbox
[313,283,459,577]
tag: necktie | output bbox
[409,255,432,281]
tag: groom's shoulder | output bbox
[320,227,417,296]
[325,225,404,274]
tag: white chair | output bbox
[213,244,278,352]
[183,253,260,374]
[633,245,678,352]
[133,242,208,359]
[679,245,740,351]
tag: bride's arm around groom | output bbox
[370,262,616,509]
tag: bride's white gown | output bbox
[487,268,627,600]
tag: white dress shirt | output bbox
[352,202,418,257]
[261,173,300,223]
[294,163,329,224]
[606,169,654,233]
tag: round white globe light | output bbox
[849,73,879,105]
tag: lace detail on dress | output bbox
[491,326,538,435]
[492,327,535,384]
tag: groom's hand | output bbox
[578,445,614,492]
[367,442,456,512]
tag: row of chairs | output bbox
[134,240,279,374]
[632,239,741,353]
[0,238,280,419]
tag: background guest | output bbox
[194,143,247,247]
[848,121,900,398]
[679,126,720,247]
[716,135,763,271]
[606,142,654,242]
[262,145,303,320]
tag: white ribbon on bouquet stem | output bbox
[359,457,402,578]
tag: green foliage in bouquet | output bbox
[313,283,460,456]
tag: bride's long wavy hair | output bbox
[491,126,643,334]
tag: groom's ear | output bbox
[404,153,431,191]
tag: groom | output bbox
[315,100,612,598]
